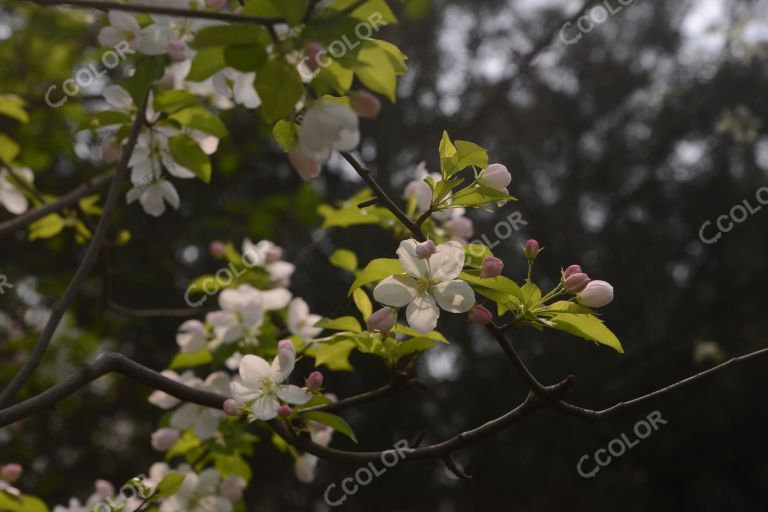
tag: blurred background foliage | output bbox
[1,0,767,510]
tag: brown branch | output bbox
[0,171,113,237]
[0,90,150,408]
[339,151,426,241]
[106,300,208,319]
[24,0,283,25]
[298,377,427,414]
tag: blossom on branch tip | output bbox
[223,398,241,416]
[469,304,492,324]
[350,90,382,119]
[151,428,180,452]
[176,319,207,353]
[564,264,582,278]
[0,168,33,215]
[298,101,360,162]
[288,147,322,180]
[305,371,324,391]
[287,298,323,340]
[169,372,229,440]
[576,280,614,308]
[367,307,397,333]
[523,239,541,259]
[481,256,504,278]
[373,239,475,334]
[477,163,511,192]
[231,351,312,421]
[0,464,21,483]
[564,272,590,293]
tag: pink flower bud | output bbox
[415,240,437,259]
[288,147,322,180]
[305,371,323,391]
[277,404,293,418]
[94,479,115,499]
[305,42,324,72]
[446,216,474,241]
[523,239,540,259]
[350,90,381,119]
[223,398,241,416]
[101,139,121,164]
[278,339,296,355]
[150,428,179,452]
[477,163,511,191]
[577,280,614,308]
[481,256,504,278]
[167,39,189,62]
[564,264,582,278]
[468,304,492,324]
[209,240,226,259]
[564,272,590,293]
[0,464,22,483]
[367,307,397,333]
[206,0,227,10]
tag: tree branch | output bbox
[340,151,426,241]
[0,90,150,408]
[24,0,284,25]
[0,171,113,237]
[298,376,427,414]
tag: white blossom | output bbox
[176,319,207,353]
[373,239,475,334]
[0,168,33,215]
[298,101,360,162]
[169,372,229,440]
[287,298,322,340]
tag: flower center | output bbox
[416,277,431,294]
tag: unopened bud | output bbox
[351,90,381,119]
[305,371,323,391]
[278,339,296,355]
[480,256,504,278]
[446,216,474,241]
[576,280,614,308]
[477,163,511,191]
[564,272,590,293]
[277,404,293,418]
[305,42,324,72]
[209,240,226,259]
[150,428,180,452]
[264,245,284,263]
[223,399,241,416]
[367,307,397,333]
[415,240,437,259]
[523,239,541,260]
[0,464,22,483]
[288,147,322,180]
[94,479,115,499]
[167,39,189,62]
[468,304,492,324]
[564,264,582,278]
[206,0,227,9]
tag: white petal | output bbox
[232,72,261,108]
[230,379,260,403]
[194,409,223,440]
[108,11,140,33]
[261,288,292,310]
[333,127,360,151]
[429,241,465,282]
[373,275,417,308]
[271,348,295,382]
[406,293,439,334]
[268,261,295,285]
[251,393,280,420]
[139,186,167,217]
[159,180,180,210]
[433,280,475,313]
[396,239,428,278]
[138,24,171,55]
[276,384,312,405]
[103,85,134,111]
[97,26,126,48]
[169,402,198,430]
[239,354,271,386]
[0,188,28,215]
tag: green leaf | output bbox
[390,336,437,361]
[28,214,65,240]
[255,58,304,122]
[123,56,165,105]
[272,119,299,151]
[0,134,20,164]
[224,43,269,72]
[460,272,524,301]
[464,243,493,268]
[354,41,400,102]
[168,106,228,137]
[439,130,457,159]
[318,203,389,228]
[166,430,202,460]
[169,348,213,369]
[451,185,516,207]
[265,0,306,25]
[348,258,403,295]
[154,90,199,114]
[310,339,356,370]
[192,25,271,48]
[317,316,362,332]
[352,288,373,319]
[168,134,212,183]
[330,248,358,272]
[0,493,49,512]
[187,46,227,81]
[214,454,252,480]
[521,281,542,307]
[544,301,624,353]
[0,94,29,123]
[154,472,186,499]
[81,110,132,131]
[312,60,354,95]
[302,411,358,443]
[394,323,448,342]
[440,136,489,177]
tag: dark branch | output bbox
[0,90,150,408]
[298,377,427,414]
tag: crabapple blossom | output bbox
[523,239,541,259]
[287,297,323,340]
[0,168,33,215]
[564,264,582,278]
[206,284,291,346]
[351,90,382,119]
[374,239,475,333]
[277,404,293,418]
[230,349,312,420]
[469,304,492,324]
[169,372,229,440]
[148,370,191,409]
[415,240,437,259]
[298,101,360,162]
[403,162,440,212]
[477,163,511,192]
[126,179,181,217]
[577,280,614,308]
[219,476,246,503]
[0,463,21,482]
[176,319,207,353]
[288,146,322,180]
[294,421,334,483]
[564,272,590,293]
[97,11,169,55]
[151,428,180,451]
[305,371,324,391]
[445,215,474,242]
[367,307,397,333]
[242,239,296,286]
[209,240,227,258]
[481,256,504,278]
[94,480,115,500]
[160,466,233,512]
